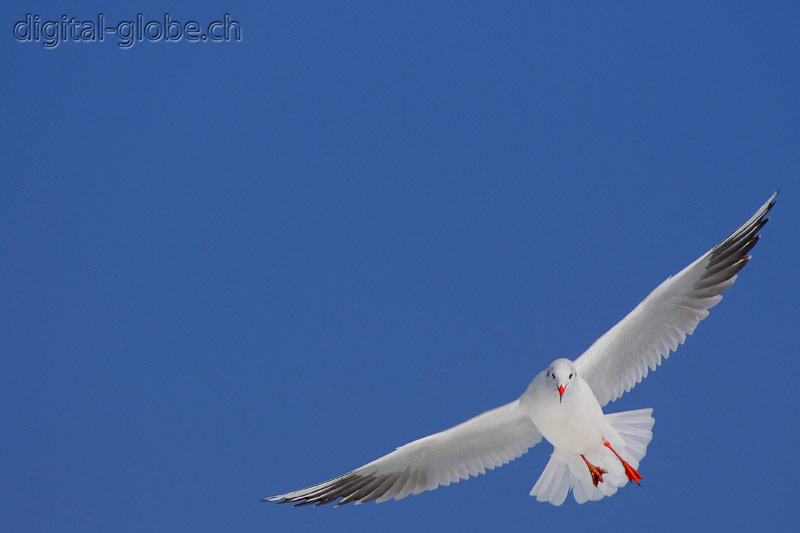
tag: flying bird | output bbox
[265,192,777,507]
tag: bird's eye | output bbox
[569,373,574,379]
[551,373,556,380]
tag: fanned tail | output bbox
[530,408,654,505]
[604,407,654,464]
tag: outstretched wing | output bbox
[575,192,777,408]
[264,399,541,506]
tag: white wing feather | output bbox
[265,399,541,506]
[575,192,777,407]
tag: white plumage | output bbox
[265,192,776,507]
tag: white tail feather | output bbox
[530,408,654,505]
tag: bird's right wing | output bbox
[264,399,541,506]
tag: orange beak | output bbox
[558,384,566,403]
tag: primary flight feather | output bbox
[265,192,777,507]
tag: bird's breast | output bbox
[524,378,607,454]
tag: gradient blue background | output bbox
[2,2,798,531]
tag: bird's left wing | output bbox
[264,398,541,506]
[575,192,777,408]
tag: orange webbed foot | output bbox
[581,454,608,487]
[603,438,643,485]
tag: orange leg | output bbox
[581,454,607,487]
[603,438,643,485]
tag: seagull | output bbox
[265,192,777,507]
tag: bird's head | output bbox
[546,358,577,403]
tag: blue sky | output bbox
[1,2,798,531]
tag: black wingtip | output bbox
[261,496,291,504]
[294,498,329,507]
[767,189,779,209]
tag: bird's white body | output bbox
[266,192,776,507]
[520,359,654,504]
[524,361,608,454]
